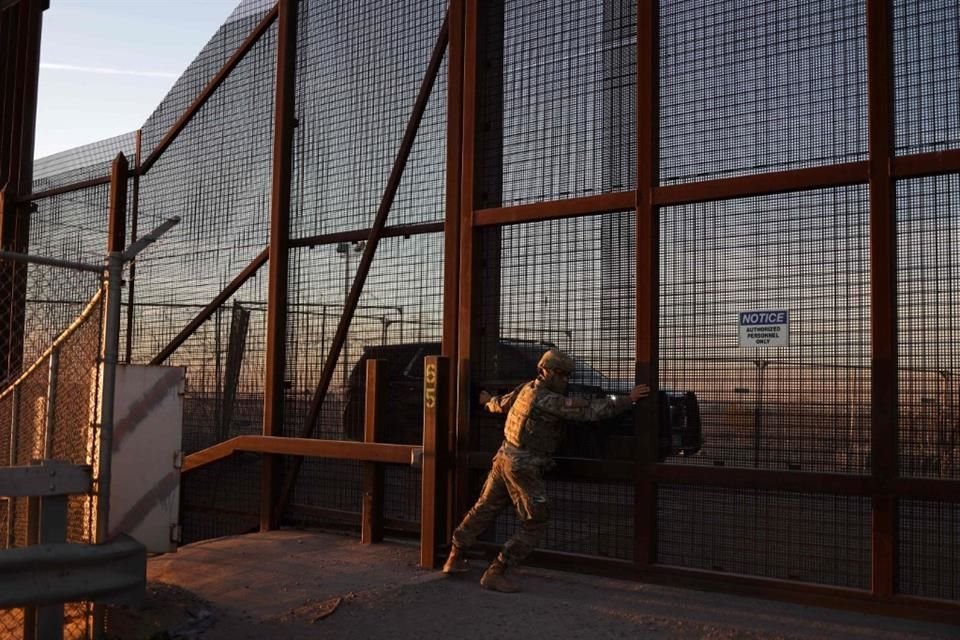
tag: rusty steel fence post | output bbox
[261,0,298,533]
[634,0,660,569]
[866,0,897,600]
[420,355,448,568]
[361,359,384,544]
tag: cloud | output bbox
[40,63,178,79]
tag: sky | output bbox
[35,0,241,159]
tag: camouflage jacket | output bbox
[484,378,633,458]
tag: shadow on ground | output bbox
[105,530,958,640]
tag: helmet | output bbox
[537,348,575,374]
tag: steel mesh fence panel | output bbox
[162,285,267,544]
[383,465,421,527]
[284,233,444,527]
[478,475,634,562]
[659,0,867,185]
[291,0,448,238]
[897,175,960,479]
[893,0,960,156]
[898,500,960,601]
[658,484,870,589]
[489,0,636,208]
[130,19,276,366]
[473,214,637,559]
[127,11,277,546]
[31,133,136,194]
[659,188,872,473]
[181,456,261,544]
[139,0,277,158]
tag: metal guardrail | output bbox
[0,460,146,640]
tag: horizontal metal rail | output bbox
[182,435,422,473]
[0,534,145,608]
[0,461,92,497]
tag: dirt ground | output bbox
[105,530,958,640]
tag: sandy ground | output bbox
[105,530,959,640]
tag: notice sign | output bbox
[739,310,789,347]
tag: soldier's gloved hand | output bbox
[478,390,492,405]
[628,384,651,403]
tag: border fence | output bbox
[3,0,960,629]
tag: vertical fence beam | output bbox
[97,153,129,543]
[421,355,448,567]
[634,0,660,568]
[0,0,46,388]
[441,0,465,544]
[867,0,897,599]
[34,472,68,640]
[6,386,19,548]
[261,0,298,532]
[0,7,15,189]
[124,129,142,364]
[94,152,129,640]
[361,360,384,544]
[275,12,450,525]
[455,0,481,521]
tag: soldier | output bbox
[442,348,650,592]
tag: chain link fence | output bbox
[0,261,104,640]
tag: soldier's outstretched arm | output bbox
[540,384,651,422]
[480,383,526,414]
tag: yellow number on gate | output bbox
[424,362,437,408]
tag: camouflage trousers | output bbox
[451,444,549,567]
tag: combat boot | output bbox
[442,545,470,574]
[479,559,520,593]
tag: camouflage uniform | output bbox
[451,378,633,567]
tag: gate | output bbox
[447,0,960,621]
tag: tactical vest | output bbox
[503,382,565,456]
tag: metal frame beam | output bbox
[274,11,451,526]
[260,0,298,533]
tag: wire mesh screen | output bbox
[0,289,102,640]
[181,456,261,544]
[472,213,637,559]
[898,499,960,601]
[33,132,137,194]
[33,132,137,195]
[284,233,444,526]
[657,484,870,589]
[139,0,277,158]
[475,214,636,453]
[893,0,960,156]
[659,0,867,185]
[897,175,960,479]
[127,9,277,547]
[0,289,102,550]
[167,285,267,545]
[31,132,136,194]
[290,0,448,238]
[25,187,110,366]
[131,25,275,365]
[486,0,635,208]
[478,475,635,561]
[659,188,872,473]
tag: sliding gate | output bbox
[448,0,960,621]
